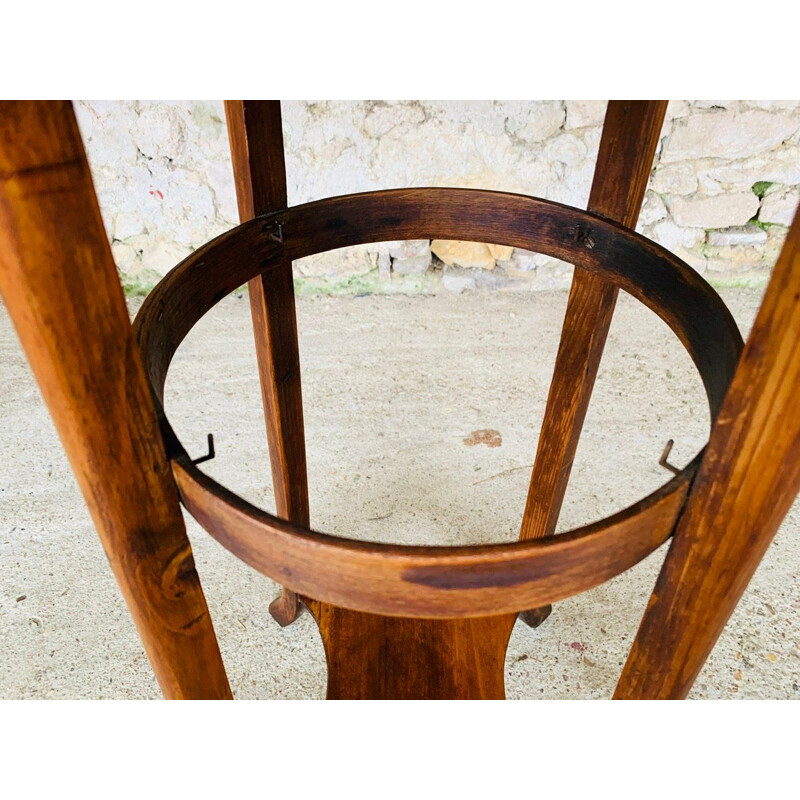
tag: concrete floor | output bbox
[1,286,798,699]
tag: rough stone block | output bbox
[742,100,800,112]
[651,162,698,195]
[706,224,768,247]
[363,102,426,139]
[651,219,704,252]
[377,251,391,280]
[543,133,587,166]
[133,103,187,161]
[295,244,379,278]
[487,244,513,261]
[564,101,607,130]
[392,256,431,275]
[662,110,800,162]
[673,246,708,274]
[141,240,192,277]
[665,192,760,228]
[702,145,800,186]
[387,240,431,260]
[76,100,800,293]
[664,100,691,122]
[505,101,565,143]
[113,211,144,241]
[703,245,769,273]
[639,192,668,226]
[759,186,800,226]
[500,249,538,272]
[431,240,511,270]
[442,273,476,293]
[110,241,138,272]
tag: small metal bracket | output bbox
[659,439,681,476]
[574,224,595,250]
[192,433,216,466]
[262,219,284,243]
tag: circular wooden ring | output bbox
[135,188,743,618]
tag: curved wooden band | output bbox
[135,188,743,618]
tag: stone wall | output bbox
[75,100,800,295]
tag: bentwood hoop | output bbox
[135,188,743,618]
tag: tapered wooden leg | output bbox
[518,101,668,627]
[250,264,308,626]
[0,101,231,699]
[225,100,308,625]
[615,209,800,699]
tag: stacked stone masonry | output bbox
[75,100,800,294]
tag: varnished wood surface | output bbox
[6,101,790,700]
[318,608,513,699]
[173,451,690,617]
[0,101,231,699]
[135,188,742,621]
[519,101,668,543]
[137,188,740,421]
[615,207,800,699]
[225,100,306,625]
[225,100,288,213]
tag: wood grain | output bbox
[0,101,231,699]
[519,101,668,542]
[318,608,513,699]
[138,188,741,420]
[8,101,785,700]
[225,100,306,625]
[517,101,667,628]
[135,187,741,621]
[615,206,800,699]
[171,452,689,617]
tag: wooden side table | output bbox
[1,100,798,699]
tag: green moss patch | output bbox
[752,181,774,199]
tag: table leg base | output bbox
[519,605,553,629]
[307,602,516,699]
[269,587,303,627]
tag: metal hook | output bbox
[574,224,595,250]
[659,439,681,476]
[262,219,284,243]
[192,433,216,466]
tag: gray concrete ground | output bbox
[1,286,798,699]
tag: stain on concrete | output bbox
[463,429,503,448]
